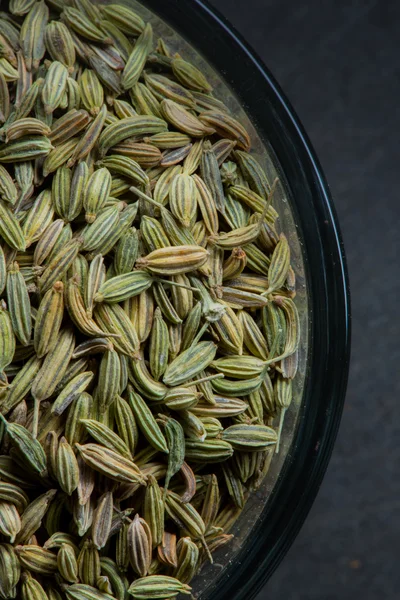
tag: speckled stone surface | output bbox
[209,1,400,598]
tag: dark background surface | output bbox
[208,1,399,599]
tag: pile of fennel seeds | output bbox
[0,1,300,599]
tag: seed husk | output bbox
[38,237,82,293]
[79,69,104,116]
[98,115,168,158]
[92,491,113,550]
[122,24,153,91]
[221,423,278,451]
[128,575,191,599]
[172,58,212,93]
[101,4,145,36]
[15,544,58,575]
[58,542,79,583]
[0,482,29,513]
[80,419,130,459]
[0,501,21,542]
[161,99,214,137]
[42,60,68,114]
[136,245,209,276]
[6,261,31,346]
[20,1,49,72]
[45,20,76,72]
[31,327,75,404]
[0,416,47,476]
[128,387,168,454]
[76,443,146,485]
[67,104,107,167]
[16,488,57,544]
[127,513,152,577]
[95,270,153,304]
[0,200,25,250]
[144,72,195,108]
[62,7,111,45]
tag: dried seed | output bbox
[62,7,111,45]
[127,387,168,453]
[0,501,21,542]
[38,237,82,293]
[265,234,291,295]
[173,536,199,584]
[143,475,164,548]
[137,245,208,276]
[0,482,29,513]
[52,371,93,416]
[159,415,185,497]
[100,557,129,600]
[199,111,251,151]
[184,438,233,463]
[7,262,32,346]
[200,141,225,215]
[161,99,214,137]
[144,72,195,108]
[212,305,243,354]
[98,115,167,158]
[84,167,111,223]
[172,57,212,93]
[113,227,139,275]
[67,103,107,167]
[0,74,10,126]
[65,277,115,339]
[42,136,79,176]
[19,1,49,71]
[0,200,25,250]
[163,341,217,387]
[77,540,101,587]
[0,300,16,374]
[79,69,104,117]
[101,4,145,36]
[80,419,130,459]
[58,542,79,583]
[235,150,272,198]
[17,488,57,544]
[222,423,277,451]
[158,531,178,567]
[42,61,68,114]
[95,270,153,304]
[0,165,17,205]
[92,491,113,550]
[45,20,76,72]
[31,327,75,405]
[94,302,140,357]
[85,253,105,318]
[169,173,197,228]
[229,184,278,222]
[76,443,146,485]
[122,24,153,91]
[127,514,152,577]
[0,416,47,476]
[128,575,191,599]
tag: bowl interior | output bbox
[116,0,309,596]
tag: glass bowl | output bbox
[0,0,349,595]
[118,0,350,598]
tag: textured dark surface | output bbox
[208,1,399,599]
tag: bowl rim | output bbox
[139,0,351,596]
